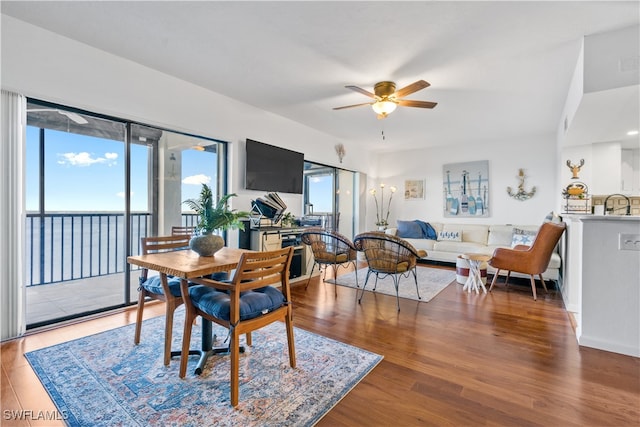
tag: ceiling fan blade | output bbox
[345,85,376,98]
[397,99,438,109]
[394,80,430,98]
[332,102,373,110]
[60,111,89,125]
[27,108,89,124]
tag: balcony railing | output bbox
[25,212,197,287]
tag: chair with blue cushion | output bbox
[179,246,296,407]
[134,234,191,366]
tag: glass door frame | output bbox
[303,160,357,238]
[25,98,228,328]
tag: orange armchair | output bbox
[489,221,566,300]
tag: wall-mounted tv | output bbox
[245,139,304,194]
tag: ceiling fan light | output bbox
[371,100,397,115]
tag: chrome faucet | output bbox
[603,194,631,215]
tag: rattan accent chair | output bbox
[300,228,359,296]
[353,232,427,311]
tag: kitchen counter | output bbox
[561,215,640,357]
[567,214,639,221]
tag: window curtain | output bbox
[1,90,26,340]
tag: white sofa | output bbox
[386,222,562,281]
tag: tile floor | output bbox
[26,271,313,326]
[26,272,139,325]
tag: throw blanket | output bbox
[416,220,437,240]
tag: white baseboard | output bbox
[578,335,640,358]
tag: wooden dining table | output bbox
[127,247,249,374]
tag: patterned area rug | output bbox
[25,315,382,426]
[327,266,456,303]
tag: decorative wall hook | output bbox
[335,143,346,163]
[566,158,584,179]
[507,168,536,201]
[168,152,178,180]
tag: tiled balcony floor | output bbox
[26,272,139,325]
[26,271,313,326]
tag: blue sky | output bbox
[26,127,217,212]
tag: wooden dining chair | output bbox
[134,234,191,366]
[179,246,296,407]
[171,225,196,236]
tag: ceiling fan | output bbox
[26,108,88,124]
[333,80,437,119]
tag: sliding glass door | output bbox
[303,161,357,239]
[25,101,225,328]
[134,124,225,237]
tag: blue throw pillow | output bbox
[397,220,424,238]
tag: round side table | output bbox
[461,253,492,294]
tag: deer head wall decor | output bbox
[566,159,584,179]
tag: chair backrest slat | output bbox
[141,235,191,255]
[233,247,293,292]
[171,226,196,236]
[140,235,191,279]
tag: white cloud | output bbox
[183,174,211,185]
[116,191,134,199]
[57,152,118,167]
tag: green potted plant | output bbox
[281,212,296,227]
[182,184,249,256]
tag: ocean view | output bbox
[25,212,194,287]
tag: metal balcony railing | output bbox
[25,213,197,287]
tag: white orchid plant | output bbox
[370,183,397,227]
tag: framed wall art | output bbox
[404,179,425,200]
[443,160,489,217]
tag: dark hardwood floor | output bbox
[2,264,638,426]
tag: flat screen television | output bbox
[245,139,304,194]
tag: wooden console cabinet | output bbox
[239,225,312,280]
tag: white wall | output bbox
[1,16,373,245]
[584,25,640,93]
[561,141,639,196]
[368,134,559,228]
[4,15,604,235]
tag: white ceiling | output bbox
[2,1,639,152]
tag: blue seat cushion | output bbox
[141,275,184,297]
[188,285,285,321]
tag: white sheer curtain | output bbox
[1,90,26,340]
